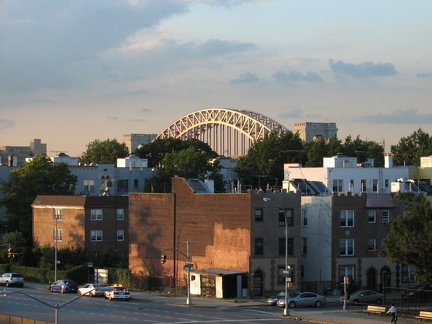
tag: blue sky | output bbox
[1,0,431,156]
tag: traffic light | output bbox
[7,248,13,258]
[161,254,167,264]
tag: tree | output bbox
[0,154,77,243]
[382,192,432,285]
[79,139,129,165]
[235,131,305,190]
[135,138,215,168]
[139,138,224,193]
[305,139,330,167]
[340,135,385,167]
[391,129,432,166]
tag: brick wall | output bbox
[129,177,251,286]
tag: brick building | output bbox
[32,195,129,263]
[331,192,404,293]
[128,177,302,298]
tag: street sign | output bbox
[183,263,194,270]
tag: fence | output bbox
[383,286,432,314]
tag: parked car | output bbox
[267,290,301,306]
[0,273,25,287]
[104,285,131,301]
[49,280,79,293]
[77,283,110,297]
[277,292,326,308]
[347,290,384,305]
[402,285,432,302]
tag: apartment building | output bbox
[331,192,404,293]
[32,195,129,263]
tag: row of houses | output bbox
[32,174,422,299]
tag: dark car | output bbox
[49,280,79,293]
[402,285,432,302]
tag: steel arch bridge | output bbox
[155,108,288,157]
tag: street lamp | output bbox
[283,209,290,316]
[161,240,193,305]
[0,288,94,324]
[54,208,58,283]
[262,199,291,316]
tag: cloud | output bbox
[328,59,397,78]
[0,0,188,92]
[356,109,432,124]
[278,108,304,119]
[416,72,432,78]
[273,70,322,83]
[230,72,260,84]
[194,39,255,57]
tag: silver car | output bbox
[0,273,25,287]
[278,292,326,308]
[267,290,301,306]
[348,290,384,305]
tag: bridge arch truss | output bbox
[155,108,288,157]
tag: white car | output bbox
[78,283,109,297]
[104,286,131,301]
[0,273,25,287]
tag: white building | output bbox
[300,196,333,294]
[284,153,413,195]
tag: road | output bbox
[1,286,316,323]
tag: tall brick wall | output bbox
[128,177,251,285]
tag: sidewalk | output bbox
[27,282,418,324]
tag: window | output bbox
[277,266,285,284]
[254,209,263,222]
[340,239,354,256]
[255,238,263,255]
[372,179,378,192]
[361,179,367,192]
[302,210,308,226]
[54,208,62,221]
[134,179,139,189]
[382,210,390,224]
[401,265,415,283]
[368,210,376,223]
[53,229,62,242]
[91,209,103,221]
[278,238,294,256]
[302,237,307,255]
[333,179,343,193]
[83,179,95,192]
[117,180,128,193]
[278,209,293,226]
[368,239,376,251]
[339,266,355,283]
[385,179,389,188]
[340,210,354,227]
[117,230,124,241]
[117,209,124,220]
[91,230,103,242]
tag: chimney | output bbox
[384,153,393,168]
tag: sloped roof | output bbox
[366,193,395,208]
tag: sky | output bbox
[1,0,431,157]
